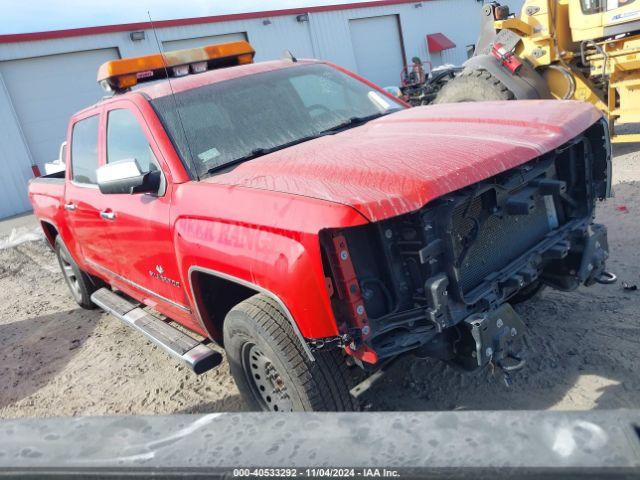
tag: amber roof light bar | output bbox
[97,40,255,92]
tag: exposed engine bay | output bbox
[321,120,612,372]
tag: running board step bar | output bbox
[91,288,222,374]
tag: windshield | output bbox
[151,63,404,178]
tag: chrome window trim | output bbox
[86,259,191,313]
[70,180,99,189]
[187,266,315,362]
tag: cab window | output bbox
[608,0,636,10]
[106,109,159,174]
[580,0,605,13]
[71,115,99,185]
[582,0,637,15]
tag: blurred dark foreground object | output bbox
[0,410,639,479]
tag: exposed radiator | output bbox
[452,191,552,293]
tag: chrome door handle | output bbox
[100,210,116,220]
[64,203,76,211]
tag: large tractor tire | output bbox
[224,294,358,412]
[435,69,515,104]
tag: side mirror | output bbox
[97,159,162,195]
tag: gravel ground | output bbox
[0,148,639,418]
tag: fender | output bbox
[464,54,552,100]
[170,178,369,347]
[174,217,346,342]
[29,186,78,259]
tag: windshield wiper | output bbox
[206,133,325,175]
[319,111,397,134]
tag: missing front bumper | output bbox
[457,303,527,371]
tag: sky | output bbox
[0,0,373,35]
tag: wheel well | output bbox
[41,221,58,248]
[190,270,258,344]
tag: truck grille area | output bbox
[453,192,551,293]
[321,120,611,362]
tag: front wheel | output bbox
[223,294,358,412]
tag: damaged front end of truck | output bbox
[320,119,613,373]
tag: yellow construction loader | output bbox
[436,0,640,143]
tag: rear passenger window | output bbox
[107,109,159,174]
[71,115,99,184]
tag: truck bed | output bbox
[29,171,64,192]
[29,171,65,228]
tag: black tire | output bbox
[435,69,515,104]
[223,294,358,412]
[54,237,100,309]
[509,281,546,305]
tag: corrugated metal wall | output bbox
[0,73,34,218]
[0,0,525,219]
[163,32,248,51]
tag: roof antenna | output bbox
[147,11,200,181]
[282,50,298,62]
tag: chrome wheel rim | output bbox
[242,343,293,412]
[59,249,81,300]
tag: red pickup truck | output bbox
[29,41,613,411]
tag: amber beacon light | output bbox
[97,40,256,92]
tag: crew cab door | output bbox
[64,110,117,272]
[98,101,191,318]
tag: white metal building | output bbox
[0,0,522,219]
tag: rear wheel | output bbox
[435,69,515,103]
[223,294,358,412]
[55,237,100,309]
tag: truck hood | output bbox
[205,100,602,222]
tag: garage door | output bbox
[163,32,247,51]
[0,48,119,218]
[0,48,119,172]
[349,15,405,88]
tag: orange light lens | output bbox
[116,74,138,90]
[237,54,254,65]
